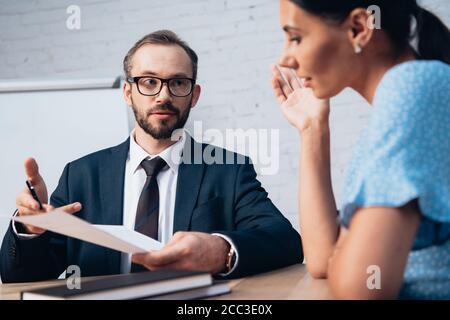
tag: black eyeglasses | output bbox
[127,76,195,97]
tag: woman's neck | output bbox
[353,48,417,104]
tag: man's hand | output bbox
[132,232,231,274]
[15,157,82,235]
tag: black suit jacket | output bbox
[0,135,303,282]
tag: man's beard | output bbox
[131,98,191,140]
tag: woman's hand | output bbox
[271,64,330,133]
[271,66,337,279]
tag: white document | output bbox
[12,209,163,254]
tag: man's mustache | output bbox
[147,103,180,116]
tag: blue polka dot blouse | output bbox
[339,60,450,300]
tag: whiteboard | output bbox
[0,77,132,249]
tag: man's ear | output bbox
[345,8,375,52]
[190,84,201,108]
[123,81,132,106]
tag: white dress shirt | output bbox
[120,129,185,273]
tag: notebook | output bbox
[148,281,231,300]
[21,270,212,300]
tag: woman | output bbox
[271,0,450,299]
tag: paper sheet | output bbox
[13,209,163,254]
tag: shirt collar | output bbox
[128,129,185,174]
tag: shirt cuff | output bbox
[11,209,40,240]
[211,233,239,276]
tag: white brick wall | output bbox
[0,0,449,229]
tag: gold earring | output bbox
[354,43,362,54]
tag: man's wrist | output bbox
[225,245,236,273]
[213,235,230,273]
[11,209,40,239]
[212,233,238,275]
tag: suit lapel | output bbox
[99,138,129,225]
[173,135,205,233]
[99,138,129,273]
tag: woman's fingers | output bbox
[271,64,305,103]
[271,64,293,98]
[276,65,294,93]
[274,64,302,93]
[289,68,303,90]
[271,77,287,104]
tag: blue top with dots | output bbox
[339,60,450,300]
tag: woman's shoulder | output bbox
[374,60,450,114]
[382,60,450,87]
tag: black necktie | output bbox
[131,156,167,273]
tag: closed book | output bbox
[21,270,212,300]
[148,281,231,300]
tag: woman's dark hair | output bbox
[290,0,450,64]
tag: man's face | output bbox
[124,44,200,139]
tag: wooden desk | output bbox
[0,264,333,300]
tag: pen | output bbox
[26,180,44,210]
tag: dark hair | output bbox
[290,0,450,64]
[123,30,198,80]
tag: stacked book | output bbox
[21,270,230,300]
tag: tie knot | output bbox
[141,156,167,177]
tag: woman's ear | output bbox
[345,8,375,54]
